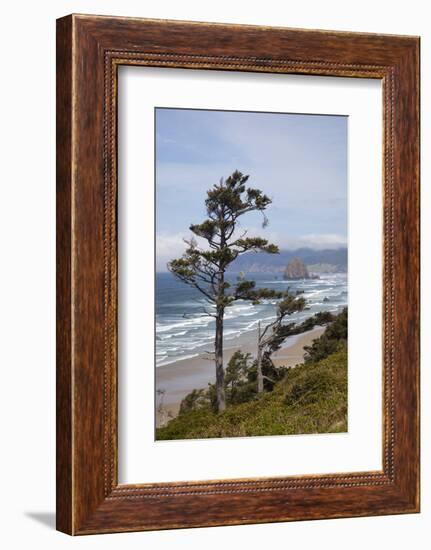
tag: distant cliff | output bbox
[228,248,347,274]
[284,258,311,280]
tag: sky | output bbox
[155,108,347,271]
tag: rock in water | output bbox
[284,258,311,280]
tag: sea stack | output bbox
[284,258,311,280]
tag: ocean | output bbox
[155,272,348,367]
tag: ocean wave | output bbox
[158,330,188,340]
[156,315,214,333]
[155,273,347,365]
[157,352,200,367]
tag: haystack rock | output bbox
[284,258,311,280]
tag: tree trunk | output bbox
[257,321,264,393]
[215,305,226,412]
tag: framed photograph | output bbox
[56,14,420,534]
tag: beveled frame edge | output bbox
[56,14,420,535]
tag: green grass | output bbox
[156,346,347,440]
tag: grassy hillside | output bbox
[156,346,347,440]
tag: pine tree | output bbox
[168,170,282,412]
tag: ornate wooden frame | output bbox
[56,14,420,535]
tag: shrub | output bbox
[303,308,347,363]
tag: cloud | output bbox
[295,233,347,249]
[156,233,188,271]
[251,231,347,250]
[225,223,347,251]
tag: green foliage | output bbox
[323,307,348,340]
[278,293,307,315]
[260,307,334,359]
[284,365,339,407]
[217,350,258,406]
[303,308,347,363]
[247,358,290,391]
[156,347,347,440]
[175,347,289,416]
[178,351,258,413]
[225,350,251,389]
[178,388,209,416]
[234,280,284,304]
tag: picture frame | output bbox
[56,14,420,535]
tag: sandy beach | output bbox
[156,326,324,426]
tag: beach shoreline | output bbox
[156,325,325,427]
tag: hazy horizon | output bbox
[156,245,348,273]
